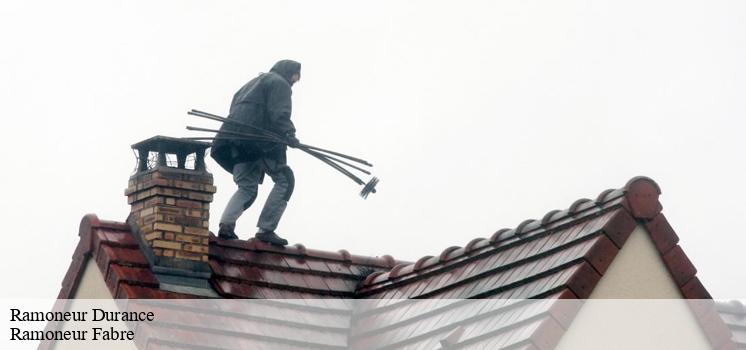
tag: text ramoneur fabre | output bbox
[9,308,154,341]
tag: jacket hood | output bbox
[270,60,301,85]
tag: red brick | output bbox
[175,234,205,244]
[187,192,213,202]
[152,170,213,184]
[143,196,165,207]
[138,223,156,234]
[186,209,203,218]
[183,226,209,236]
[155,206,184,215]
[124,178,169,195]
[153,222,182,233]
[126,163,214,265]
[182,244,209,254]
[176,199,203,209]
[139,207,155,217]
[169,215,201,227]
[171,180,216,193]
[140,213,159,226]
[175,250,203,261]
[153,187,182,198]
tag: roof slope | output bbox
[356,176,708,300]
[348,176,735,349]
[59,176,708,301]
[54,176,736,350]
[59,215,400,299]
[718,301,746,349]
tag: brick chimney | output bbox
[125,136,217,296]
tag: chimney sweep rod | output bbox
[185,127,370,183]
[190,109,371,166]
[186,126,281,142]
[303,147,365,185]
[183,134,278,141]
[182,136,282,144]
[188,110,285,142]
[182,136,371,175]
[303,148,372,175]
[300,143,372,167]
[189,109,373,167]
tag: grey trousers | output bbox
[219,158,295,232]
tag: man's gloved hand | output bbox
[286,134,300,147]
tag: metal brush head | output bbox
[360,177,379,199]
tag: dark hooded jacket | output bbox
[211,60,301,173]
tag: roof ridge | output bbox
[210,235,407,269]
[358,182,633,290]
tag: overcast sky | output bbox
[1,0,744,299]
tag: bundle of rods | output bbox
[184,109,379,199]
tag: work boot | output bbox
[218,223,238,240]
[255,231,288,246]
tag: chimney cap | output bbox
[131,135,210,154]
[131,135,212,172]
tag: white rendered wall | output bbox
[553,225,713,350]
[70,259,112,299]
[53,259,137,350]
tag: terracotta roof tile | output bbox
[133,302,351,349]
[359,211,616,298]
[662,245,698,287]
[681,277,713,299]
[644,213,680,254]
[624,176,663,219]
[53,176,734,349]
[351,298,568,350]
[717,301,746,349]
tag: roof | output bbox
[718,301,746,349]
[53,176,737,349]
[59,176,705,300]
[59,216,402,299]
[354,177,704,300]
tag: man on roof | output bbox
[210,59,302,246]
